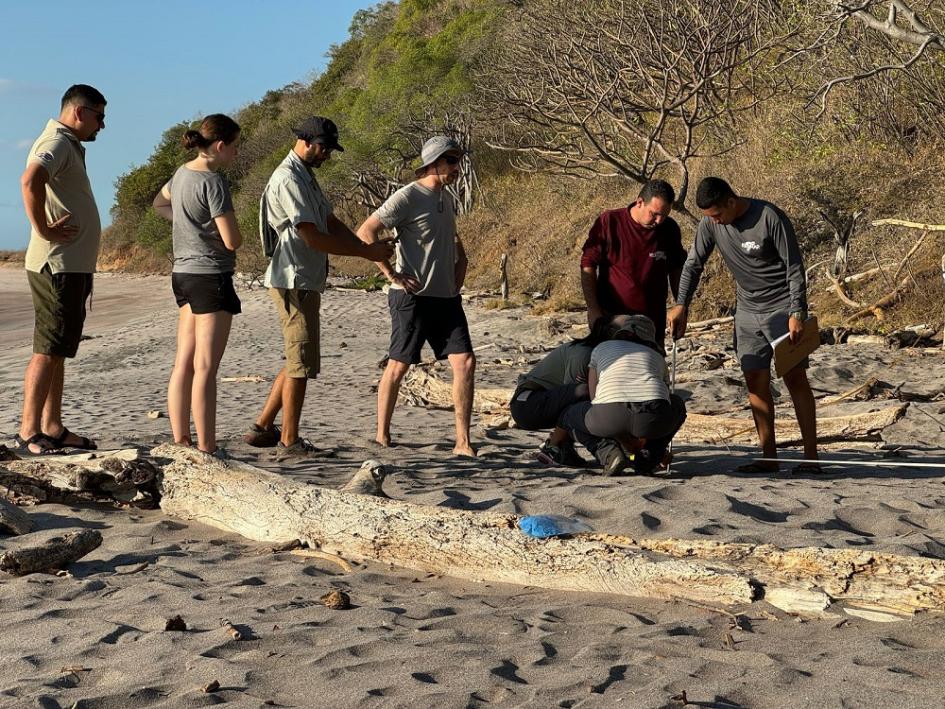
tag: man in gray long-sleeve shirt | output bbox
[667,177,818,472]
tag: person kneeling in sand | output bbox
[559,314,687,476]
[357,136,476,457]
[511,316,617,467]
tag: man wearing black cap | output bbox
[243,117,395,456]
[357,135,477,457]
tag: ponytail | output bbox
[181,113,240,151]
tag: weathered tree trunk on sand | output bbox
[0,529,102,576]
[618,537,945,621]
[0,498,32,535]
[152,444,754,605]
[0,450,158,506]
[397,370,907,445]
[678,405,907,445]
[152,444,945,619]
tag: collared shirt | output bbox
[24,119,101,274]
[263,150,333,291]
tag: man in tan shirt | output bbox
[17,84,106,454]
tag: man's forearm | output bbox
[22,180,49,237]
[581,269,601,312]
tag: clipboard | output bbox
[773,316,820,377]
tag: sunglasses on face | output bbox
[442,155,461,165]
[80,106,106,123]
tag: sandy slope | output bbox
[2,268,945,708]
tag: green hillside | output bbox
[104,0,945,331]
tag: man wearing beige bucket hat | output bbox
[357,136,477,457]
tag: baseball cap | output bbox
[609,314,658,347]
[292,116,344,152]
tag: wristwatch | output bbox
[789,310,807,321]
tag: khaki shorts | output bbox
[270,288,320,379]
[28,265,93,358]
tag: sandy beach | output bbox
[3,268,945,708]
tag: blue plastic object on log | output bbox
[518,514,593,538]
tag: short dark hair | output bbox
[61,84,106,111]
[638,179,675,205]
[696,177,736,209]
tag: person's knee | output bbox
[782,366,810,391]
[384,359,411,383]
[743,368,770,393]
[451,353,476,379]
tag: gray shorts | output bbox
[734,309,808,373]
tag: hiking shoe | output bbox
[242,423,281,448]
[595,441,633,476]
[272,438,334,460]
[536,440,586,468]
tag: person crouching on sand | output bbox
[152,114,243,455]
[559,314,687,476]
[511,315,617,467]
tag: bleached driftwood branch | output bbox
[151,444,945,619]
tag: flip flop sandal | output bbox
[48,427,97,451]
[14,433,65,456]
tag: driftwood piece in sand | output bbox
[623,537,945,620]
[0,529,102,576]
[399,368,511,413]
[152,444,945,619]
[872,219,945,231]
[0,450,158,506]
[678,405,906,445]
[152,444,754,605]
[0,498,32,535]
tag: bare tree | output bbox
[477,0,792,214]
[795,1,944,117]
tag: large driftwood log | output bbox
[0,498,32,536]
[678,405,907,445]
[0,529,102,576]
[1,449,158,506]
[153,444,754,605]
[152,444,945,619]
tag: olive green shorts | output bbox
[269,288,320,379]
[27,266,93,358]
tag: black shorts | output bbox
[27,265,93,358]
[388,290,473,364]
[172,272,241,315]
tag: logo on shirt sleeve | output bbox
[34,151,54,163]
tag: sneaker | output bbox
[536,440,586,468]
[242,424,281,448]
[557,441,587,467]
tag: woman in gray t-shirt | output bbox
[152,114,243,455]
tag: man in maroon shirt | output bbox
[581,180,686,346]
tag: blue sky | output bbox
[0,0,377,250]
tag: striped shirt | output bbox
[590,340,669,404]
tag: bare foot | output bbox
[453,445,477,458]
[374,436,392,448]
